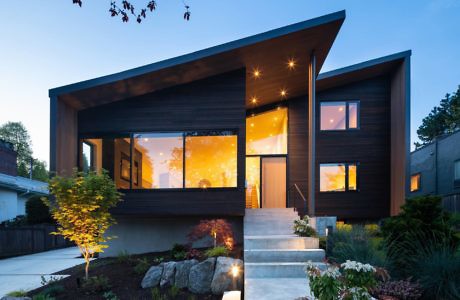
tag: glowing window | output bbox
[246,107,288,155]
[245,157,260,208]
[133,133,184,189]
[80,139,103,173]
[320,101,359,130]
[410,173,421,192]
[185,133,237,188]
[320,163,358,192]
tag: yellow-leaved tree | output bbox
[44,170,122,280]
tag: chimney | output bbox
[0,139,18,176]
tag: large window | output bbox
[320,101,359,131]
[246,107,287,155]
[410,173,421,192]
[80,131,237,190]
[185,132,237,188]
[320,163,358,192]
[133,133,183,189]
[245,156,260,208]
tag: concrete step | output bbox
[244,249,325,263]
[245,262,326,278]
[244,235,319,250]
[244,224,294,235]
[245,208,297,214]
[244,278,312,300]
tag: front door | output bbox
[262,157,286,208]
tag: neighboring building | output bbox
[0,140,48,222]
[410,131,460,211]
[48,11,410,255]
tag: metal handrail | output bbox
[288,183,307,214]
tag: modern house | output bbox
[410,131,460,212]
[0,140,48,223]
[49,11,410,255]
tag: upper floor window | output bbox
[246,107,288,155]
[320,163,358,192]
[320,101,359,131]
[410,173,421,192]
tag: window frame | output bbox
[319,100,360,132]
[319,162,360,193]
[78,129,239,191]
[410,173,421,192]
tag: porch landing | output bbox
[243,208,324,300]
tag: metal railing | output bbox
[288,183,307,215]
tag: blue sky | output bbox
[0,0,459,165]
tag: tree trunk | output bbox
[85,253,90,280]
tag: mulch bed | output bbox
[27,246,243,300]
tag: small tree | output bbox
[44,170,122,280]
[187,219,234,250]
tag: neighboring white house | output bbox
[0,140,48,223]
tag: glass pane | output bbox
[320,164,346,192]
[455,161,460,180]
[246,157,260,208]
[348,164,357,190]
[348,102,358,129]
[410,174,420,192]
[114,138,132,189]
[246,107,288,155]
[185,135,237,188]
[321,102,346,130]
[82,142,92,173]
[133,133,184,189]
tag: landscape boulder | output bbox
[141,264,164,288]
[211,257,244,294]
[160,261,177,288]
[188,257,216,294]
[175,259,199,289]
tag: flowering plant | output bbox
[306,262,342,300]
[293,216,317,237]
[341,260,377,290]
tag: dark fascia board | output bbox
[49,10,345,97]
[317,50,412,82]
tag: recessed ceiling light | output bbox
[280,89,287,98]
[287,59,296,69]
[252,68,261,78]
[251,96,258,104]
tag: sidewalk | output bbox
[0,247,85,297]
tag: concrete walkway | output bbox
[0,247,85,297]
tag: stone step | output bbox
[244,249,325,263]
[244,235,319,250]
[245,262,326,278]
[244,278,312,300]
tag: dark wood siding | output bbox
[316,76,391,220]
[78,69,246,216]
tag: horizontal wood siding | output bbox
[316,76,391,220]
[78,70,246,216]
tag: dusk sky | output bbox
[0,0,459,166]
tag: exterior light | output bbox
[250,123,254,127]
[251,97,258,104]
[330,119,334,123]
[280,89,287,98]
[143,138,149,142]
[252,68,261,79]
[287,59,296,69]
[231,265,239,278]
[338,107,344,111]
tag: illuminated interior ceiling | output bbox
[51,11,345,110]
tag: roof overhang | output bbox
[317,50,411,91]
[49,10,345,110]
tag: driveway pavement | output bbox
[0,247,86,297]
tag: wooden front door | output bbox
[262,157,286,208]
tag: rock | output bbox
[175,259,199,289]
[1,297,31,300]
[160,261,177,288]
[188,257,216,294]
[141,265,163,288]
[211,257,243,294]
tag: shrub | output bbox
[204,246,229,257]
[103,290,119,300]
[117,250,131,264]
[82,275,111,293]
[389,236,460,299]
[364,224,380,236]
[134,257,150,275]
[306,263,342,300]
[293,216,317,237]
[371,279,422,300]
[187,219,234,249]
[26,196,52,224]
[6,290,28,297]
[151,287,164,300]
[171,243,187,260]
[169,285,180,298]
[41,284,64,297]
[328,225,386,267]
[32,294,55,300]
[336,222,352,231]
[153,256,165,265]
[186,248,203,260]
[341,260,377,290]
[381,195,459,278]
[1,215,27,227]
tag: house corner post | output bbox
[308,53,316,216]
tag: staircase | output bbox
[244,208,325,300]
